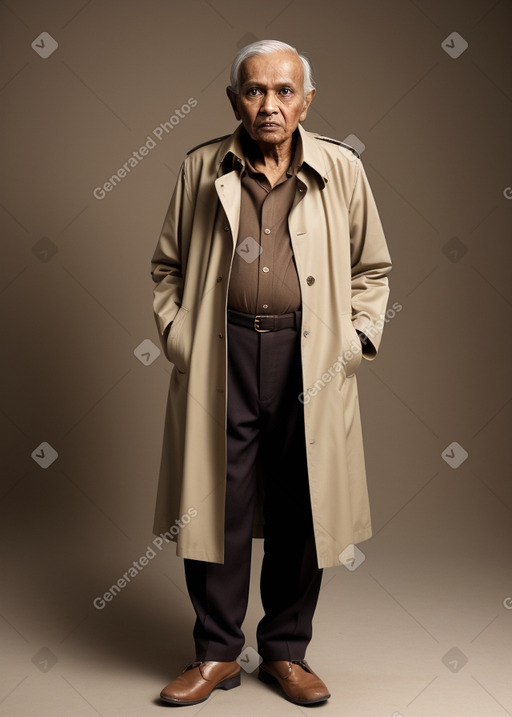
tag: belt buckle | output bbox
[254,315,271,333]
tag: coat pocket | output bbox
[166,306,190,373]
[339,315,364,379]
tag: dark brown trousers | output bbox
[184,316,323,661]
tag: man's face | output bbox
[227,50,315,148]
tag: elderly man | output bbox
[151,40,391,706]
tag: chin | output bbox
[255,131,286,144]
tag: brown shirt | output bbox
[227,131,303,314]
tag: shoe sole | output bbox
[159,673,241,705]
[258,667,330,705]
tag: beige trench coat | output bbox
[151,123,391,569]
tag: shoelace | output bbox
[290,659,311,673]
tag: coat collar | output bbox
[215,123,329,188]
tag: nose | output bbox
[259,91,278,114]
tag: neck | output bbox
[254,138,293,170]
[242,129,297,173]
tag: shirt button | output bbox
[264,228,271,235]
[306,276,315,286]
[224,226,230,232]
[216,276,222,282]
[262,266,270,273]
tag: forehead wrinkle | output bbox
[240,54,304,91]
[240,75,299,89]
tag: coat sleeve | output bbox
[349,160,392,359]
[150,160,190,346]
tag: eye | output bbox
[247,87,261,96]
[280,87,293,96]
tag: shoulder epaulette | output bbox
[186,134,232,155]
[313,135,360,158]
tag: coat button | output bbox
[303,330,310,337]
[306,276,315,286]
[217,276,222,282]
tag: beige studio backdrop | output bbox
[0,1,511,716]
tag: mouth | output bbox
[258,122,280,129]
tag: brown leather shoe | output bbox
[159,660,241,705]
[259,659,330,705]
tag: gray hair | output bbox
[229,39,315,95]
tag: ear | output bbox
[226,87,241,121]
[299,88,316,122]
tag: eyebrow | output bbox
[240,78,298,89]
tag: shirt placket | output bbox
[257,187,277,313]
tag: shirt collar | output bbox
[217,123,328,188]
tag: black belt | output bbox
[227,309,300,333]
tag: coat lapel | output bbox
[215,171,241,244]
